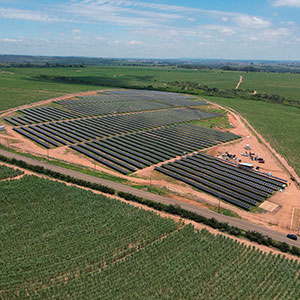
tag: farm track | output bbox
[0,148,299,247]
[235,76,243,90]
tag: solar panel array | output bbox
[4,107,82,126]
[56,100,173,117]
[70,124,240,174]
[11,108,221,148]
[155,152,287,210]
[57,89,207,108]
[4,88,286,209]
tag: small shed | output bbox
[0,125,5,131]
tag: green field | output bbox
[0,69,101,111]
[0,66,239,111]
[2,66,300,112]
[241,72,300,100]
[0,164,23,180]
[1,175,300,299]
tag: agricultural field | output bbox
[1,66,300,112]
[241,72,300,100]
[1,175,300,299]
[0,164,23,180]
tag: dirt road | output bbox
[235,76,243,89]
[0,148,299,247]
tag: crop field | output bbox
[155,153,287,210]
[1,175,300,299]
[1,66,300,111]
[241,72,300,100]
[0,164,23,180]
[207,96,300,177]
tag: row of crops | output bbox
[155,152,287,210]
[10,108,221,149]
[1,175,299,299]
[0,176,178,298]
[70,124,240,174]
[0,164,23,180]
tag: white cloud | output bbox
[0,7,73,22]
[221,28,236,35]
[72,29,82,34]
[127,40,143,45]
[234,15,271,28]
[273,0,300,7]
[263,27,291,37]
[0,38,19,43]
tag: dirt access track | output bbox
[1,90,299,235]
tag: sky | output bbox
[0,0,300,60]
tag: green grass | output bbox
[131,184,167,196]
[2,176,300,299]
[191,115,230,129]
[0,164,23,180]
[207,97,300,177]
[0,68,103,111]
[205,204,241,218]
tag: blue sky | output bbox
[0,0,300,59]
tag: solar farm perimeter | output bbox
[4,89,286,211]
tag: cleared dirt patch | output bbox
[260,201,280,213]
[292,208,300,231]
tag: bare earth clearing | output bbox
[1,90,299,235]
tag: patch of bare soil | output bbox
[0,71,15,75]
